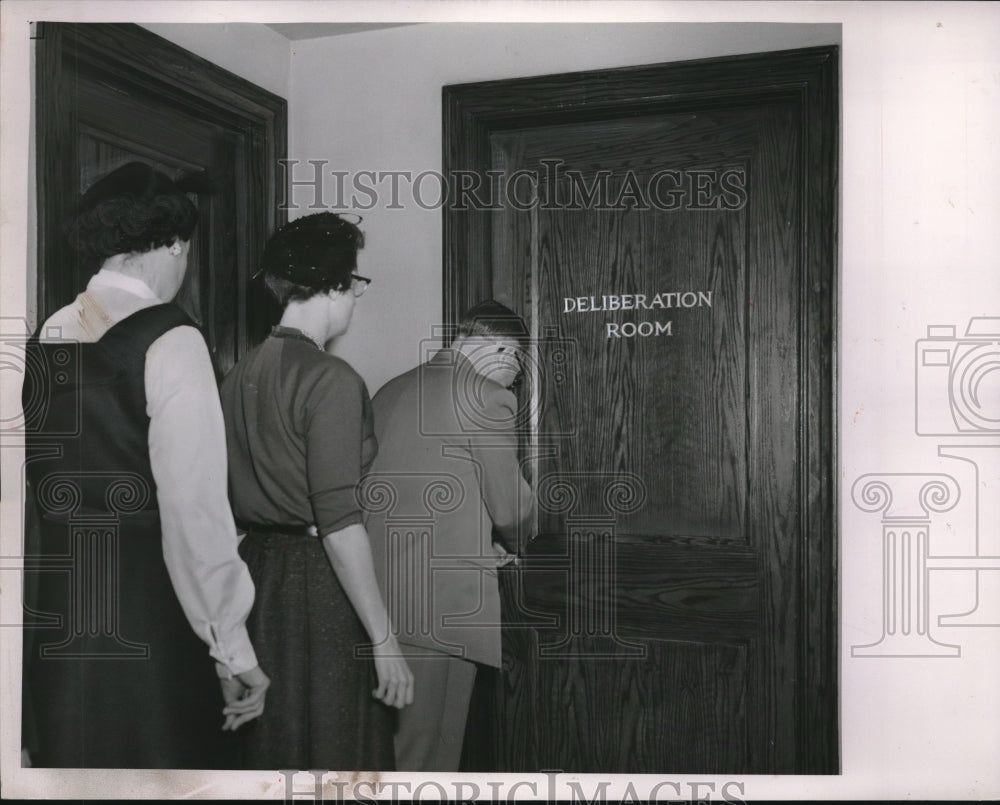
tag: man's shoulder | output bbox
[376,357,516,408]
[373,363,424,403]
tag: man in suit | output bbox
[364,300,535,771]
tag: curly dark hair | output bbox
[63,162,203,265]
[261,212,365,306]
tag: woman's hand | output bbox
[320,523,415,710]
[371,639,414,709]
[220,664,271,730]
[493,540,518,567]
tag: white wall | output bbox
[140,23,289,99]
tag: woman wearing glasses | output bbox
[220,212,412,770]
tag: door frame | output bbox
[442,46,839,773]
[35,22,287,356]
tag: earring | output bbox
[168,242,183,257]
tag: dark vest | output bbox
[22,303,232,768]
[24,303,194,512]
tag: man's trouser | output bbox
[394,644,478,772]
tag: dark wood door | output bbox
[36,23,287,375]
[447,48,837,774]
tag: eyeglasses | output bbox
[350,274,371,297]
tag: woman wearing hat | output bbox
[220,212,413,770]
[22,161,269,768]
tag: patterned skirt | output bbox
[235,529,395,770]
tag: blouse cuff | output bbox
[209,626,258,677]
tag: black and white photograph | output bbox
[0,1,998,801]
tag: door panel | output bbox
[449,48,837,774]
[531,176,750,541]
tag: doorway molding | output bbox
[35,22,287,356]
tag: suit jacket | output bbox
[364,348,534,667]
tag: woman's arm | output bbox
[146,325,269,729]
[321,522,414,709]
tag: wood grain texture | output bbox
[797,57,840,776]
[521,534,759,643]
[497,633,750,773]
[445,47,838,776]
[530,181,747,540]
[742,100,801,772]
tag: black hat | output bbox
[261,212,364,289]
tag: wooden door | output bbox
[35,23,287,375]
[447,48,837,774]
